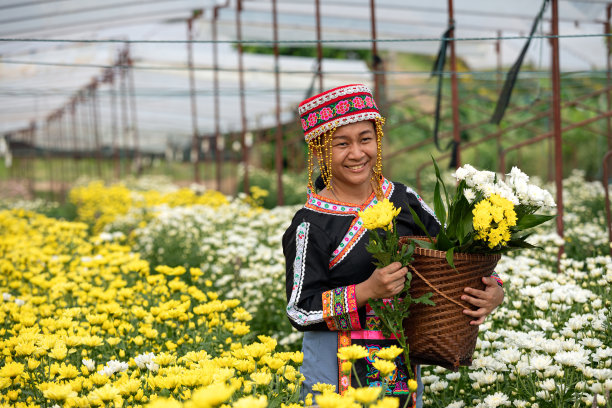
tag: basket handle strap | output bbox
[407,264,471,310]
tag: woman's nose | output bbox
[347,143,364,159]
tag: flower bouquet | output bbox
[402,159,556,369]
[357,199,435,377]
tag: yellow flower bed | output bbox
[69,181,229,234]
[0,209,306,407]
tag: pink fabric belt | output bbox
[350,330,398,340]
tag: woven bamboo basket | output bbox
[399,236,501,371]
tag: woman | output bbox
[283,84,504,407]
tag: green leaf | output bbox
[432,157,451,213]
[407,206,434,241]
[412,292,435,306]
[436,231,453,251]
[506,239,541,249]
[445,246,457,270]
[516,213,556,230]
[433,180,447,227]
[411,238,435,249]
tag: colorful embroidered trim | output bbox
[363,344,411,396]
[322,285,360,331]
[298,84,382,142]
[328,179,394,269]
[491,271,504,287]
[286,222,324,326]
[304,190,361,215]
[337,330,352,396]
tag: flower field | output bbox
[0,170,611,407]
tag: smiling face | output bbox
[328,120,378,193]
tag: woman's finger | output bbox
[461,294,487,307]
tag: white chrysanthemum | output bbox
[82,359,96,371]
[497,348,521,364]
[446,401,465,408]
[482,391,510,408]
[539,378,556,392]
[134,352,155,369]
[553,350,590,369]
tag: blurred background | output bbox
[1,0,611,208]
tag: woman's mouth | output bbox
[346,163,367,171]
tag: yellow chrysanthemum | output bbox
[472,194,516,249]
[408,379,418,392]
[352,386,382,403]
[0,362,24,379]
[312,382,336,393]
[232,395,267,408]
[371,397,400,408]
[372,359,396,378]
[375,345,404,361]
[42,383,77,401]
[250,371,272,386]
[337,345,369,362]
[189,383,235,407]
[358,199,401,231]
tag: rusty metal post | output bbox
[370,0,381,101]
[27,122,36,196]
[57,109,66,200]
[119,50,129,177]
[45,116,55,200]
[496,30,502,90]
[236,0,250,194]
[70,100,80,179]
[272,0,284,205]
[108,68,120,180]
[90,82,102,179]
[315,0,323,93]
[606,5,612,176]
[602,150,612,256]
[187,11,202,184]
[213,2,230,191]
[551,0,565,262]
[448,0,461,168]
[126,46,141,175]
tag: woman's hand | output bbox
[461,276,504,325]
[355,262,407,307]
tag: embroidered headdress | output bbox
[298,84,382,143]
[298,84,385,193]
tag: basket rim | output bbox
[399,236,502,262]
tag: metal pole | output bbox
[606,5,612,173]
[126,46,141,175]
[315,0,323,93]
[70,101,80,180]
[46,117,55,200]
[119,51,129,177]
[370,0,380,101]
[603,150,612,256]
[272,0,284,205]
[57,109,66,200]
[448,0,461,168]
[90,82,102,179]
[236,0,250,194]
[213,2,229,191]
[109,68,120,180]
[551,0,565,262]
[187,12,202,184]
[496,30,502,90]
